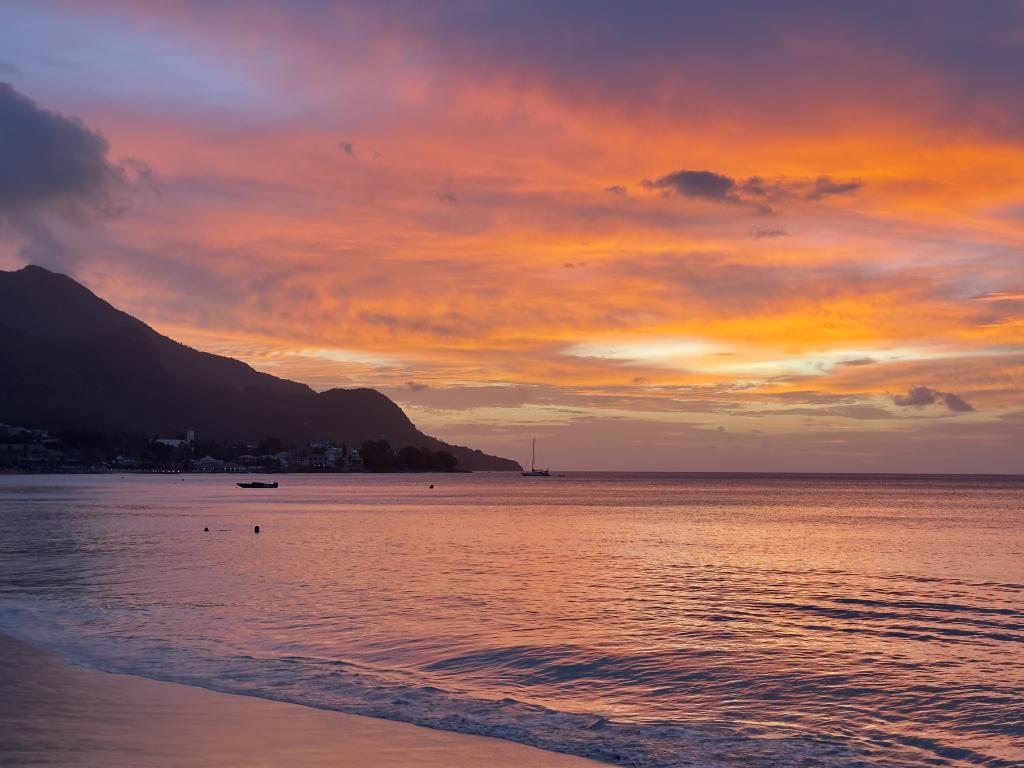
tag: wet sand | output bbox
[0,633,605,767]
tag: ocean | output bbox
[0,473,1021,767]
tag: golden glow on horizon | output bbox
[2,1,1023,469]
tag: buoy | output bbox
[203,527,209,532]
[254,525,260,534]
[429,484,434,489]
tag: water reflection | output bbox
[0,473,1021,767]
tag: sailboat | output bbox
[521,438,551,476]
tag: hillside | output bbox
[0,265,520,471]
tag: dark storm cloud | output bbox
[892,386,975,412]
[641,168,862,210]
[940,392,975,413]
[605,185,627,197]
[837,357,877,367]
[641,170,737,202]
[893,386,940,406]
[0,82,122,216]
[0,82,148,272]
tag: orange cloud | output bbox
[4,1,1023,469]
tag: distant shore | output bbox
[0,632,603,768]
[0,468,482,475]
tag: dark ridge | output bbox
[0,265,520,471]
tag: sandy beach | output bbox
[0,633,605,767]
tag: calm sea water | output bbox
[0,473,1021,767]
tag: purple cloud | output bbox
[892,386,975,412]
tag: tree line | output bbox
[1,427,460,473]
[359,439,458,472]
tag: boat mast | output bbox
[531,438,536,471]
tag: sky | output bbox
[0,0,1022,472]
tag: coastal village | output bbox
[0,423,460,473]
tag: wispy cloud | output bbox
[2,2,1021,469]
[750,226,788,239]
[640,169,862,211]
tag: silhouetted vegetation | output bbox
[1,422,462,474]
[361,439,458,472]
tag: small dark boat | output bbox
[237,481,278,489]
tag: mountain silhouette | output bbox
[0,265,520,471]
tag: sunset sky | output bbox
[1,1,1022,471]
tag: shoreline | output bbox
[0,632,605,767]
[3,469,1023,478]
